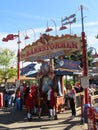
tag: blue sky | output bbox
[0,0,98,55]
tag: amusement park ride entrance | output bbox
[20,34,82,112]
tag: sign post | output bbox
[81,5,90,123]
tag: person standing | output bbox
[24,86,33,121]
[16,87,22,110]
[68,84,76,118]
[46,84,57,120]
[4,91,9,108]
[31,82,37,115]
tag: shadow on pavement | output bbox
[0,107,26,124]
[0,107,84,130]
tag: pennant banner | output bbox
[20,63,36,75]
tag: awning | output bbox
[26,70,73,77]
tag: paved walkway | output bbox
[0,107,88,130]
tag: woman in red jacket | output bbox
[24,86,33,121]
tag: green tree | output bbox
[95,35,98,39]
[69,49,93,68]
[0,48,17,82]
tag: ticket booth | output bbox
[20,34,81,113]
[36,62,74,113]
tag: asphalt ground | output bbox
[0,106,88,130]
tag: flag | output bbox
[63,18,76,25]
[61,17,66,22]
[61,14,76,23]
[66,14,76,20]
[71,17,76,23]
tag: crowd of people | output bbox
[3,82,88,121]
[2,78,98,123]
[3,82,58,121]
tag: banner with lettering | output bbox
[55,59,81,70]
[20,34,81,62]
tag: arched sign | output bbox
[20,34,81,62]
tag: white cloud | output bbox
[87,35,98,45]
[0,20,98,54]
[85,21,98,27]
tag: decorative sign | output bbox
[20,63,36,75]
[55,59,81,70]
[41,63,50,75]
[37,63,54,79]
[20,34,81,62]
[81,76,89,89]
